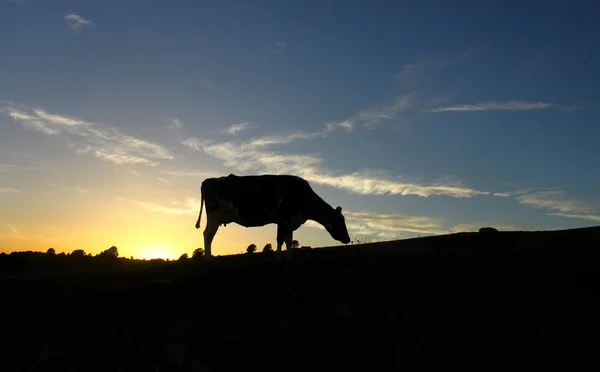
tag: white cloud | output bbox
[325,120,353,133]
[344,211,444,238]
[190,131,490,198]
[2,102,173,166]
[224,122,251,135]
[515,190,600,222]
[167,118,182,130]
[493,192,511,197]
[357,93,419,129]
[270,41,287,54]
[65,13,91,31]
[157,177,171,184]
[306,170,489,198]
[180,137,213,151]
[429,101,558,112]
[182,118,352,153]
[549,213,600,222]
[0,188,19,194]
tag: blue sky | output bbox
[1,0,599,257]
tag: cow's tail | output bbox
[195,187,204,229]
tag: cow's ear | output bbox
[336,206,342,215]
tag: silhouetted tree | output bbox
[262,243,273,253]
[291,240,300,249]
[247,244,257,254]
[46,248,56,255]
[193,248,205,259]
[178,253,189,261]
[71,249,86,258]
[99,246,119,258]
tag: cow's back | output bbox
[208,174,310,223]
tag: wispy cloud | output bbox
[334,92,453,131]
[270,41,287,54]
[167,118,183,130]
[49,183,89,194]
[64,13,92,31]
[117,197,198,216]
[224,122,251,135]
[356,93,419,129]
[515,190,600,222]
[325,120,354,132]
[186,128,490,198]
[394,51,472,87]
[182,118,351,152]
[180,137,213,151]
[0,216,20,235]
[428,101,574,113]
[2,102,173,166]
[157,177,171,185]
[0,188,19,194]
[0,163,39,173]
[343,211,444,238]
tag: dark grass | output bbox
[1,226,599,371]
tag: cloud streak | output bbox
[49,183,89,194]
[356,93,419,129]
[117,197,198,216]
[2,102,173,166]
[343,211,443,238]
[167,118,182,130]
[515,190,600,222]
[224,122,251,135]
[428,101,571,113]
[184,124,490,198]
[394,51,472,87]
[0,216,20,235]
[65,13,92,31]
[0,188,19,194]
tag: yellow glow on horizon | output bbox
[135,243,178,260]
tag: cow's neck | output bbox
[306,192,334,226]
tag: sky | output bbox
[1,0,600,259]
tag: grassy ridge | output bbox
[1,226,599,371]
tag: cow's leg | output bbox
[276,224,285,259]
[277,224,293,260]
[203,216,220,258]
[284,231,294,259]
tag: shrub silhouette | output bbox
[262,243,273,253]
[291,240,300,249]
[71,249,86,258]
[247,244,257,254]
[178,253,189,261]
[193,248,205,259]
[46,248,56,255]
[99,246,119,258]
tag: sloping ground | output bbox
[1,226,599,371]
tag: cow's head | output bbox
[324,206,351,244]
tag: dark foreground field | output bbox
[2,227,600,371]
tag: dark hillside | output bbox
[1,226,599,371]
